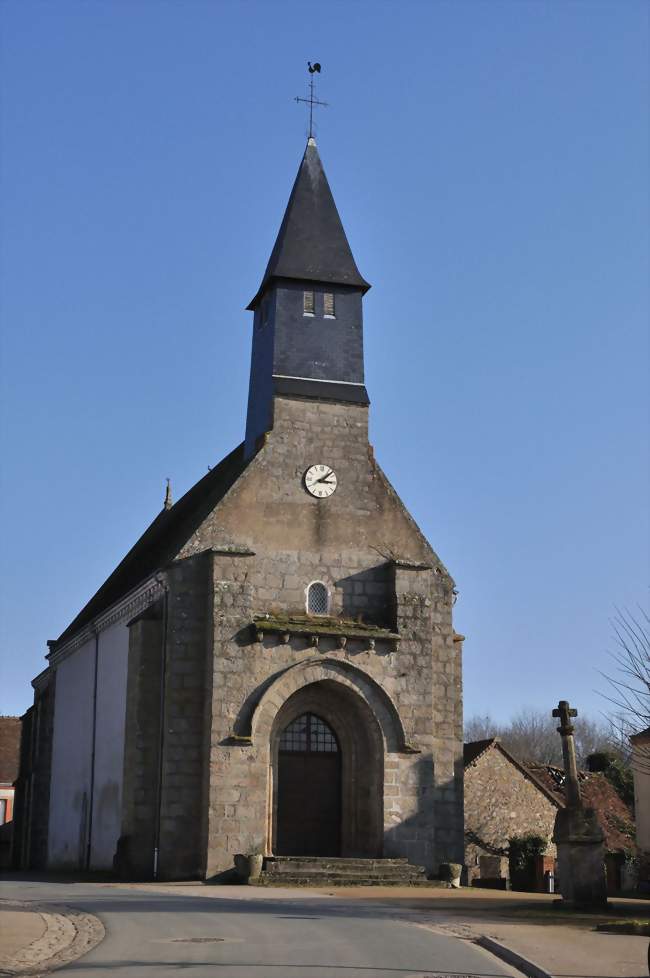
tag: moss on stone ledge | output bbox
[252,613,399,641]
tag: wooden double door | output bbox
[275,713,342,857]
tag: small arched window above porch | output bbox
[307,581,329,615]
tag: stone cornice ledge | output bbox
[392,558,433,571]
[210,545,256,557]
[252,614,399,648]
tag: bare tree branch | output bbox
[599,604,650,774]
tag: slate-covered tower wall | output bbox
[245,281,366,456]
[245,137,371,457]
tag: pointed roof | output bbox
[52,444,250,647]
[247,138,370,309]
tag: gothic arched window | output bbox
[307,581,329,615]
[279,713,339,753]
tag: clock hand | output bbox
[315,474,335,484]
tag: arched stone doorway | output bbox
[269,679,384,858]
[276,713,341,856]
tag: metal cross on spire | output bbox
[295,62,328,139]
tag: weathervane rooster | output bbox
[295,62,327,139]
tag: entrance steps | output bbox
[256,856,441,887]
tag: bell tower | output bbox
[244,138,371,456]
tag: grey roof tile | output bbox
[248,139,370,309]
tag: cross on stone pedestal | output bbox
[551,698,608,908]
[552,700,582,809]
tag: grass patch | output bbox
[595,919,650,936]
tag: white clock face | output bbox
[304,463,338,498]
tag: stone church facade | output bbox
[15,139,464,880]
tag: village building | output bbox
[0,716,21,868]
[464,738,636,892]
[14,138,464,882]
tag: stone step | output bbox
[255,875,444,888]
[262,871,427,886]
[264,865,426,879]
[265,856,412,863]
[258,856,432,888]
[264,857,416,871]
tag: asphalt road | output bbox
[0,880,516,978]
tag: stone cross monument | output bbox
[552,700,581,808]
[551,699,608,908]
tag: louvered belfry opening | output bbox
[276,712,342,856]
[303,290,315,315]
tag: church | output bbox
[14,137,464,881]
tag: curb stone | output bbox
[395,916,552,978]
[0,901,105,977]
[476,935,552,978]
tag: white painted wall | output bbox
[48,637,95,868]
[48,620,130,870]
[90,620,129,869]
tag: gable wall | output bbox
[181,398,436,566]
[171,396,462,876]
[464,747,558,877]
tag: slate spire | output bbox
[247,138,370,310]
[244,138,371,457]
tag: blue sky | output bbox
[1,0,647,722]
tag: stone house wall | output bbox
[464,745,558,880]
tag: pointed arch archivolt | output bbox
[241,657,409,753]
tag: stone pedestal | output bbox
[553,807,608,909]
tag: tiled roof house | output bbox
[464,737,635,889]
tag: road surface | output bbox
[0,879,515,978]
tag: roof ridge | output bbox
[53,443,250,647]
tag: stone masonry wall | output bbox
[388,563,464,868]
[172,396,463,877]
[158,552,212,879]
[120,611,163,878]
[464,746,558,880]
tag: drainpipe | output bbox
[153,577,169,880]
[86,626,99,871]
